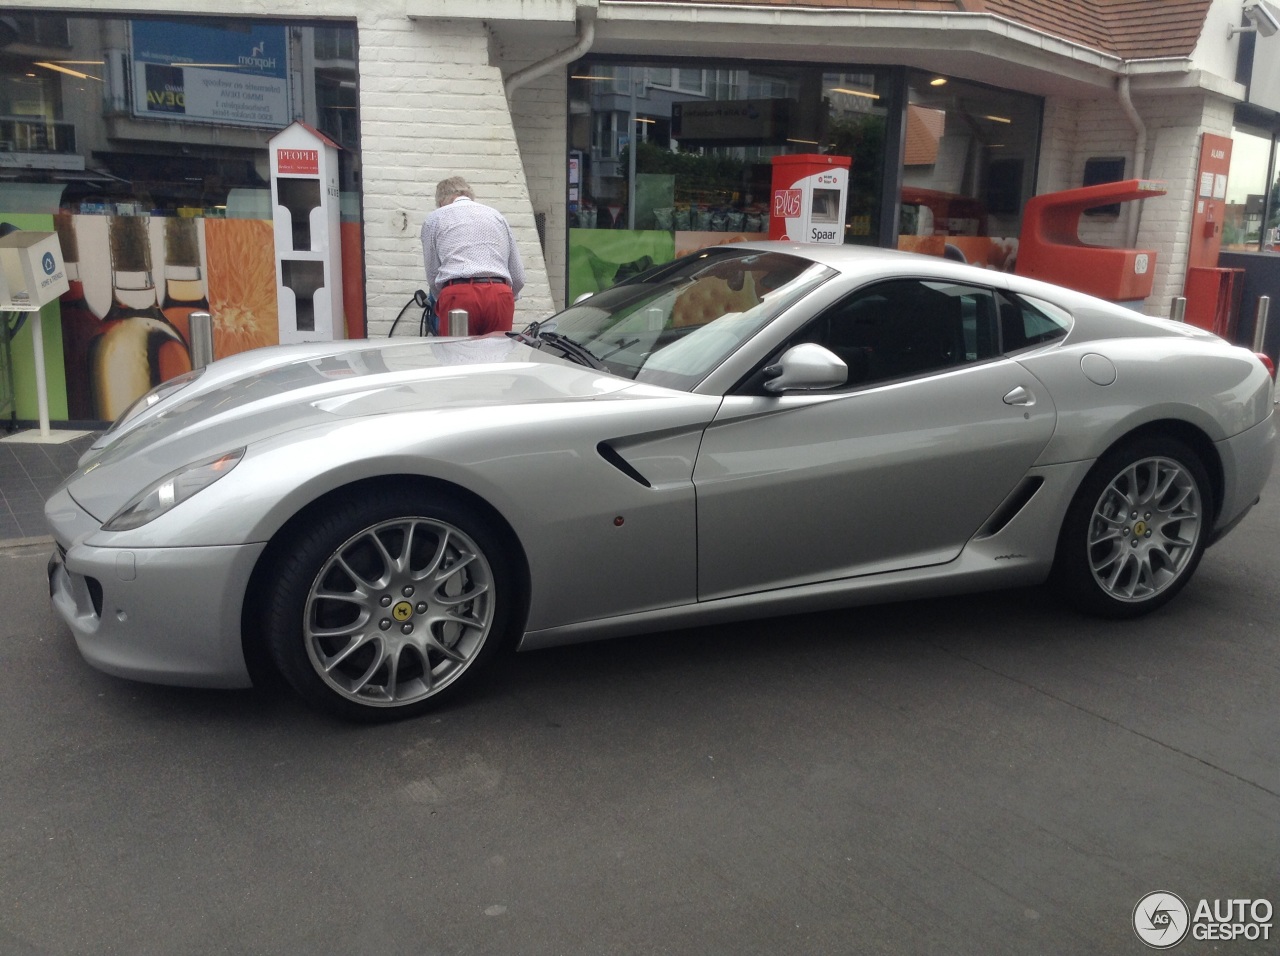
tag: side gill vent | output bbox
[597,441,652,488]
[976,476,1044,538]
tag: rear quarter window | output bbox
[1000,293,1071,352]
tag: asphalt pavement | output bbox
[1,462,1277,955]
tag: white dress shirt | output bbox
[420,196,526,298]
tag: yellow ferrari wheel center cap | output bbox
[1133,520,1148,537]
[392,601,414,622]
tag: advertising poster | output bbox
[568,230,675,303]
[568,229,777,303]
[130,20,290,129]
[8,212,284,425]
[8,206,363,426]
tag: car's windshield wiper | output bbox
[539,332,604,369]
[509,322,603,369]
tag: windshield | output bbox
[529,248,835,391]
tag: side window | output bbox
[795,279,1000,387]
[997,292,1071,352]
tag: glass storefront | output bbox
[567,58,1041,299]
[1225,118,1279,253]
[568,62,891,302]
[0,13,359,425]
[897,71,1041,272]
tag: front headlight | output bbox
[105,368,205,435]
[103,448,245,532]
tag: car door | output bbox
[693,277,1058,601]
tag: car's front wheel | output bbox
[264,487,517,721]
[1053,436,1213,618]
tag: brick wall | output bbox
[356,15,556,336]
[505,66,571,314]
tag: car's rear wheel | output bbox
[1053,436,1212,618]
[264,487,517,721]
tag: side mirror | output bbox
[762,342,848,393]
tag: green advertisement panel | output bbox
[568,229,675,304]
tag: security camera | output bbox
[1249,1,1280,36]
[1231,1,1280,38]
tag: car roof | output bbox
[717,240,1193,337]
[721,239,1013,278]
[722,239,1017,288]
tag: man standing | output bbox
[421,176,526,335]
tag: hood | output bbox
[64,334,667,520]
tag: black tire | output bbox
[264,487,519,722]
[1053,435,1214,619]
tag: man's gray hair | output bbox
[435,176,475,207]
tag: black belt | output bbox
[443,277,509,287]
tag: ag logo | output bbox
[1134,891,1190,949]
[42,251,56,275]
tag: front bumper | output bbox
[46,489,264,689]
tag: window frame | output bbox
[774,277,1005,392]
[998,292,1072,353]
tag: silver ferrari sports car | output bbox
[46,242,1276,721]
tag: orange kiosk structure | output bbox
[1015,179,1167,307]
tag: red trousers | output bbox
[436,282,515,336]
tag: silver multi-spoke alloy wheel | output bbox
[1086,455,1203,604]
[304,515,496,707]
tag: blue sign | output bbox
[42,251,55,275]
[130,20,287,79]
[129,20,290,128]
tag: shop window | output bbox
[1225,121,1278,252]
[567,59,889,302]
[0,11,362,429]
[897,72,1040,272]
[1267,163,1280,253]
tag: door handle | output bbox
[1003,385,1035,406]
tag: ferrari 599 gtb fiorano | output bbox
[46,243,1276,721]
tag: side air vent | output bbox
[976,476,1044,538]
[597,441,652,488]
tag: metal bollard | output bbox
[448,309,469,337]
[1169,296,1187,323]
[189,310,214,369]
[1253,295,1271,352]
